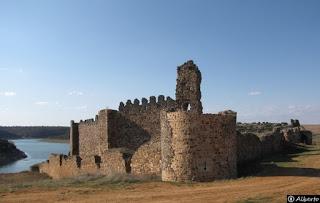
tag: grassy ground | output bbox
[0,125,319,203]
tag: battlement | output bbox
[78,109,107,126]
[118,95,176,113]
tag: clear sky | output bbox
[0,0,319,126]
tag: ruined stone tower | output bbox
[161,111,237,182]
[176,60,203,114]
[161,61,237,182]
[39,60,237,182]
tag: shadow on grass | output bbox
[238,143,320,178]
[0,173,161,193]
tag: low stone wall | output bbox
[39,149,129,179]
[130,138,161,176]
[237,128,285,165]
[282,127,313,145]
[100,148,131,175]
[283,127,301,143]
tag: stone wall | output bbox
[283,127,301,143]
[114,96,177,149]
[237,127,285,164]
[260,128,284,156]
[130,138,161,176]
[161,111,237,182]
[236,132,262,165]
[107,95,176,174]
[300,130,312,145]
[38,149,129,179]
[70,121,79,155]
[176,60,203,114]
[78,109,109,157]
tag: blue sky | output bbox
[0,0,319,126]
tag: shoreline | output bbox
[8,138,69,144]
[38,138,69,144]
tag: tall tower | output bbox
[175,60,203,114]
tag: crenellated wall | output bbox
[40,60,310,182]
[119,95,177,114]
[110,95,177,150]
[161,111,237,182]
[110,96,177,175]
[77,109,109,157]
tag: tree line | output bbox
[0,126,69,139]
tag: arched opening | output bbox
[182,102,191,111]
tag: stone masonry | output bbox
[161,111,237,182]
[38,60,306,182]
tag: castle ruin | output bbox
[38,60,312,181]
[39,60,237,181]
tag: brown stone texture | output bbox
[237,127,285,165]
[283,127,301,143]
[78,109,109,157]
[114,95,176,150]
[236,132,262,164]
[260,129,284,157]
[39,149,129,179]
[114,96,176,176]
[99,149,130,175]
[161,111,237,182]
[131,138,161,176]
[40,60,304,183]
[176,60,203,114]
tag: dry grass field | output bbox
[0,125,319,203]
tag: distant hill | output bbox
[0,126,69,140]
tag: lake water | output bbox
[0,139,69,174]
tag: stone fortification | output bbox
[39,149,129,179]
[39,60,310,182]
[176,61,203,114]
[237,121,313,165]
[161,111,237,182]
[77,109,108,157]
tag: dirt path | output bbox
[1,175,319,203]
[1,126,319,203]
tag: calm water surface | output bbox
[0,139,68,174]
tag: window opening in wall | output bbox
[182,103,191,111]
